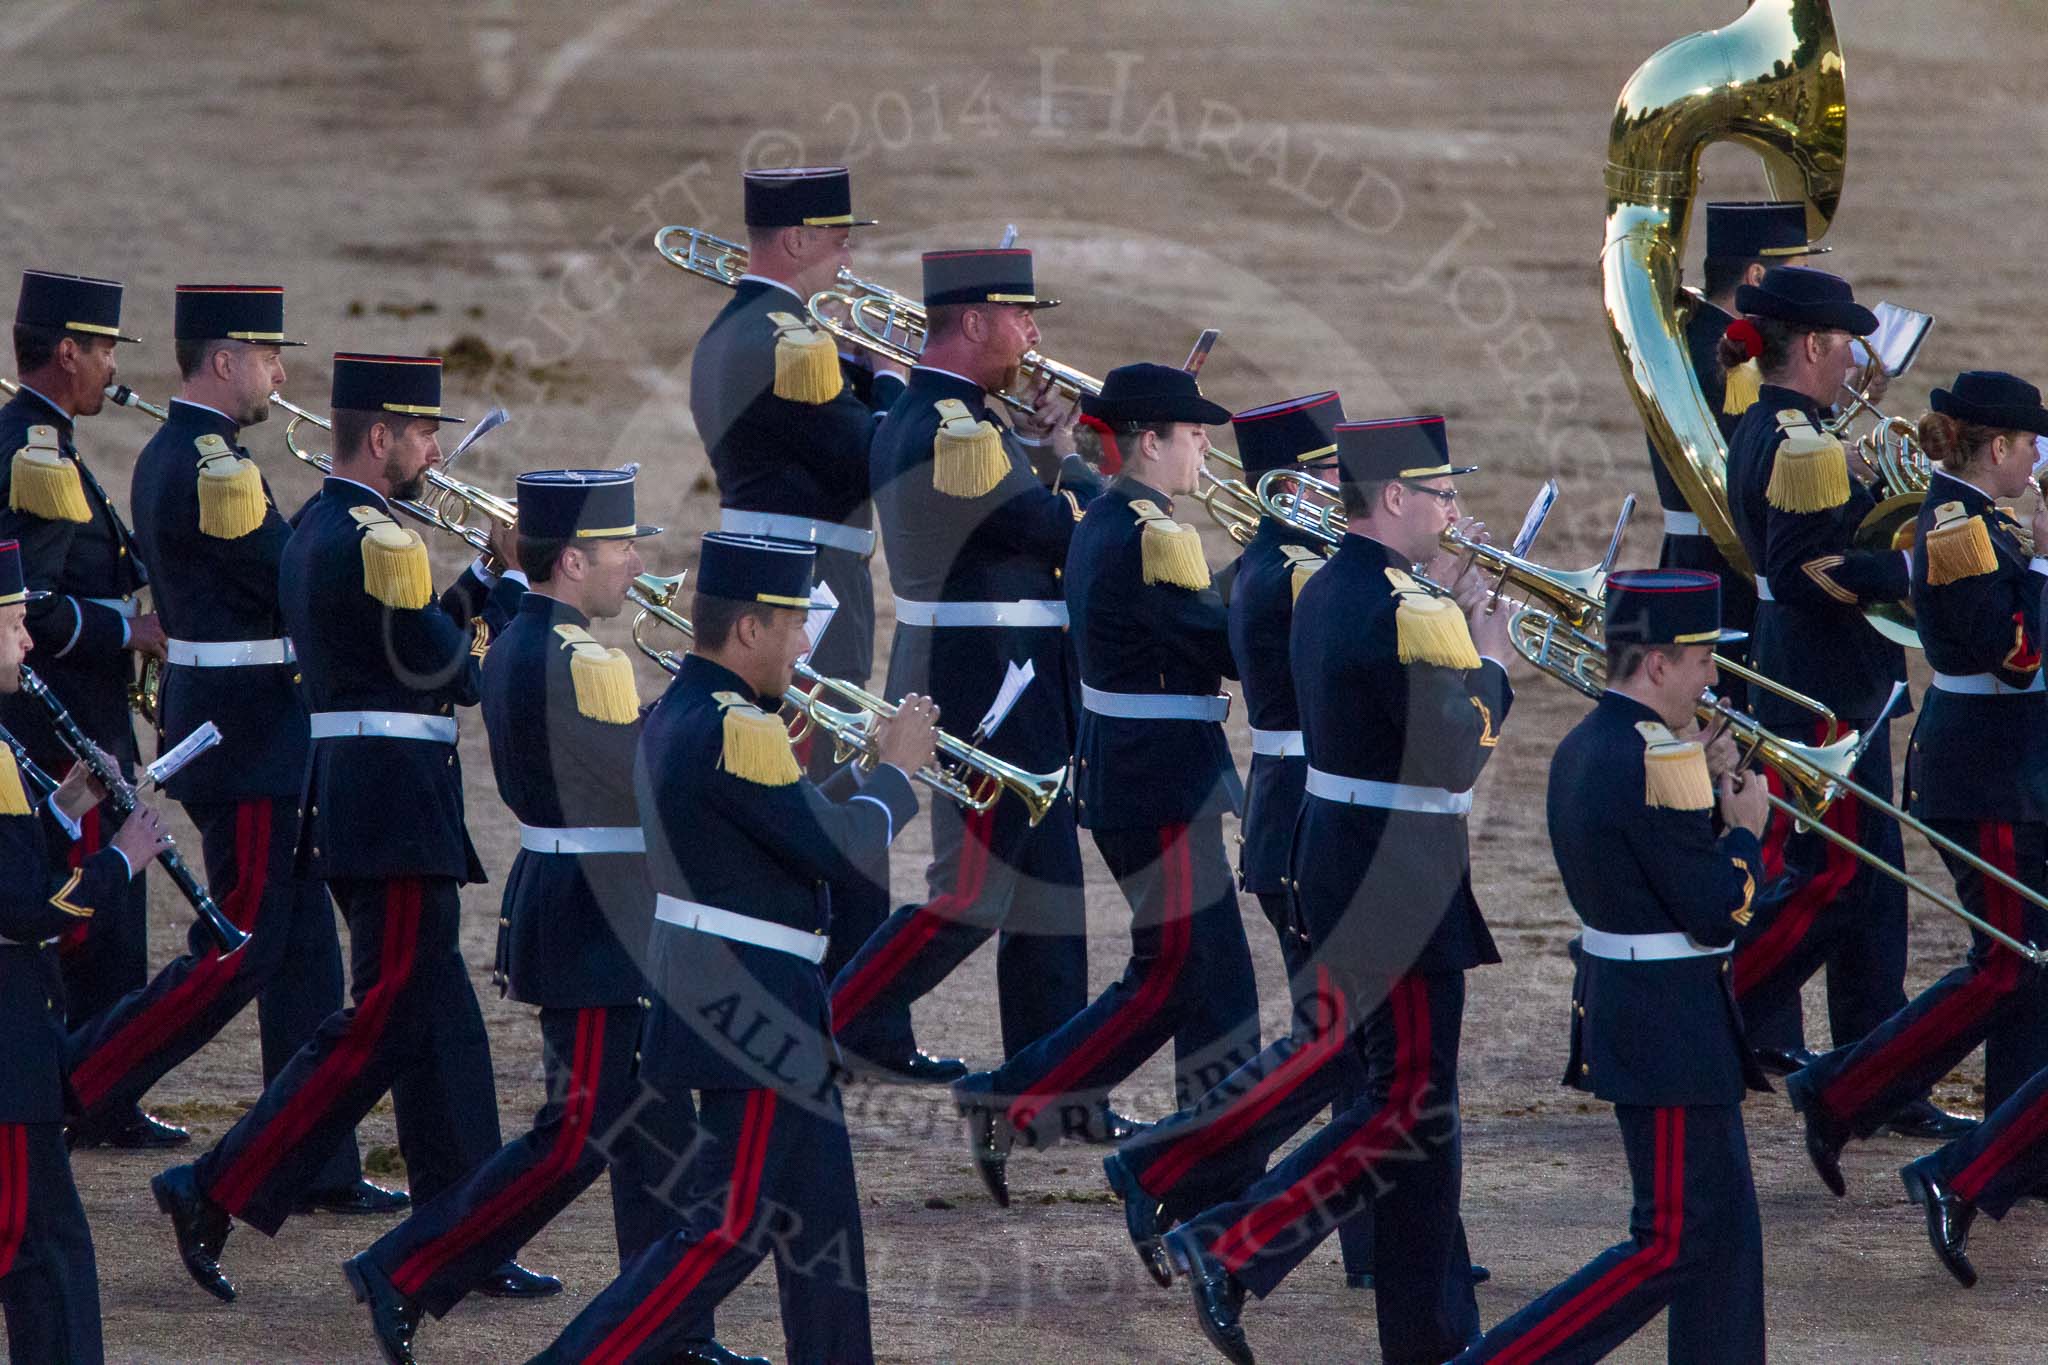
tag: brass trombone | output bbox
[625,573,1067,826]
[270,392,518,555]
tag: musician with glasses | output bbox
[149,353,556,1305]
[0,270,176,1148]
[1787,372,2048,1230]
[1158,415,1508,1365]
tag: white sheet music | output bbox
[802,580,840,659]
[1851,302,1933,378]
[147,721,222,787]
[977,660,1036,740]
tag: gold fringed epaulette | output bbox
[1384,567,1481,669]
[1635,722,1714,811]
[713,690,800,786]
[1281,544,1323,603]
[1765,427,1851,513]
[1722,358,1762,416]
[10,425,89,524]
[1129,499,1211,590]
[765,310,845,405]
[0,746,29,818]
[1924,501,1998,585]
[348,505,432,609]
[930,398,1008,498]
[194,434,266,540]
[554,624,641,724]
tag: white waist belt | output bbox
[166,637,295,668]
[1579,926,1732,961]
[83,595,139,618]
[1081,684,1230,722]
[893,596,1068,628]
[1755,576,1774,602]
[720,508,875,557]
[1250,727,1305,756]
[1305,767,1473,815]
[1931,670,2047,696]
[519,824,645,855]
[653,894,827,964]
[309,711,458,744]
[1662,510,1703,537]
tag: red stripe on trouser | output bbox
[1491,1107,1686,1365]
[1008,824,1196,1133]
[391,1007,606,1296]
[69,800,274,1108]
[1141,964,1347,1198]
[1823,822,2024,1121]
[1732,787,1860,998]
[1954,1086,2048,1202]
[57,807,102,956]
[581,1089,778,1365]
[830,804,996,1030]
[0,1125,26,1277]
[1212,974,1430,1272]
[207,879,423,1215]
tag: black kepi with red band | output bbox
[514,469,662,542]
[1603,569,1745,647]
[921,248,1059,309]
[1706,201,1828,261]
[1334,413,1476,484]
[14,269,139,344]
[742,165,876,228]
[1231,390,1344,477]
[330,353,463,424]
[173,286,306,347]
[0,539,50,605]
[695,531,815,608]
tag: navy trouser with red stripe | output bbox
[362,1003,687,1317]
[1911,1063,2048,1220]
[1789,820,2048,1142]
[530,1084,870,1365]
[1116,925,1373,1274]
[0,1122,101,1364]
[1181,970,1476,1365]
[830,793,1088,1062]
[191,876,503,1235]
[1456,1104,1763,1365]
[980,818,1258,1143]
[54,799,148,1027]
[65,797,364,1192]
[1733,725,1908,1050]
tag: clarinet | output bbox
[17,668,248,955]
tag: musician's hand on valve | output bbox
[1014,376,1079,459]
[1422,516,1485,588]
[1719,769,1768,838]
[487,514,521,575]
[111,803,173,871]
[875,693,940,777]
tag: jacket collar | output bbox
[166,398,241,442]
[518,590,590,630]
[1757,382,1824,420]
[322,475,390,512]
[6,382,71,433]
[907,365,989,406]
[674,651,775,709]
[1111,474,1171,515]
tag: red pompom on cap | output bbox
[1724,318,1764,361]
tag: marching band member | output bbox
[0,536,171,1364]
[1160,416,1508,1365]
[1456,570,1770,1364]
[65,285,395,1209]
[0,270,175,1148]
[829,247,1109,1099]
[529,532,936,1365]
[952,363,1258,1203]
[1790,372,2048,1211]
[150,354,553,1303]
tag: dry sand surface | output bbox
[6,0,2048,1359]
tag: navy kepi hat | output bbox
[922,248,1058,309]
[517,469,663,541]
[697,532,815,609]
[1080,363,1230,426]
[1735,266,1876,336]
[1705,202,1828,260]
[743,166,875,228]
[1931,370,2048,438]
[1603,569,1743,646]
[15,270,138,344]
[1233,391,1344,476]
[0,540,48,607]
[330,353,463,424]
[174,285,306,346]
[1335,415,1475,484]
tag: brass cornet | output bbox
[625,573,1067,826]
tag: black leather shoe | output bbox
[343,1254,422,1365]
[1901,1164,1979,1288]
[473,1259,562,1299]
[151,1165,236,1302]
[1882,1098,1979,1142]
[297,1179,413,1216]
[1753,1045,1823,1078]
[106,1110,191,1149]
[1163,1225,1254,1365]
[1102,1152,1172,1286]
[953,1074,1012,1208]
[848,1050,969,1085]
[673,1341,771,1365]
[1068,1102,1148,1146]
[1344,1262,1489,1290]
[1786,1070,1847,1197]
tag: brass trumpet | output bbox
[270,393,518,555]
[625,573,1066,826]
